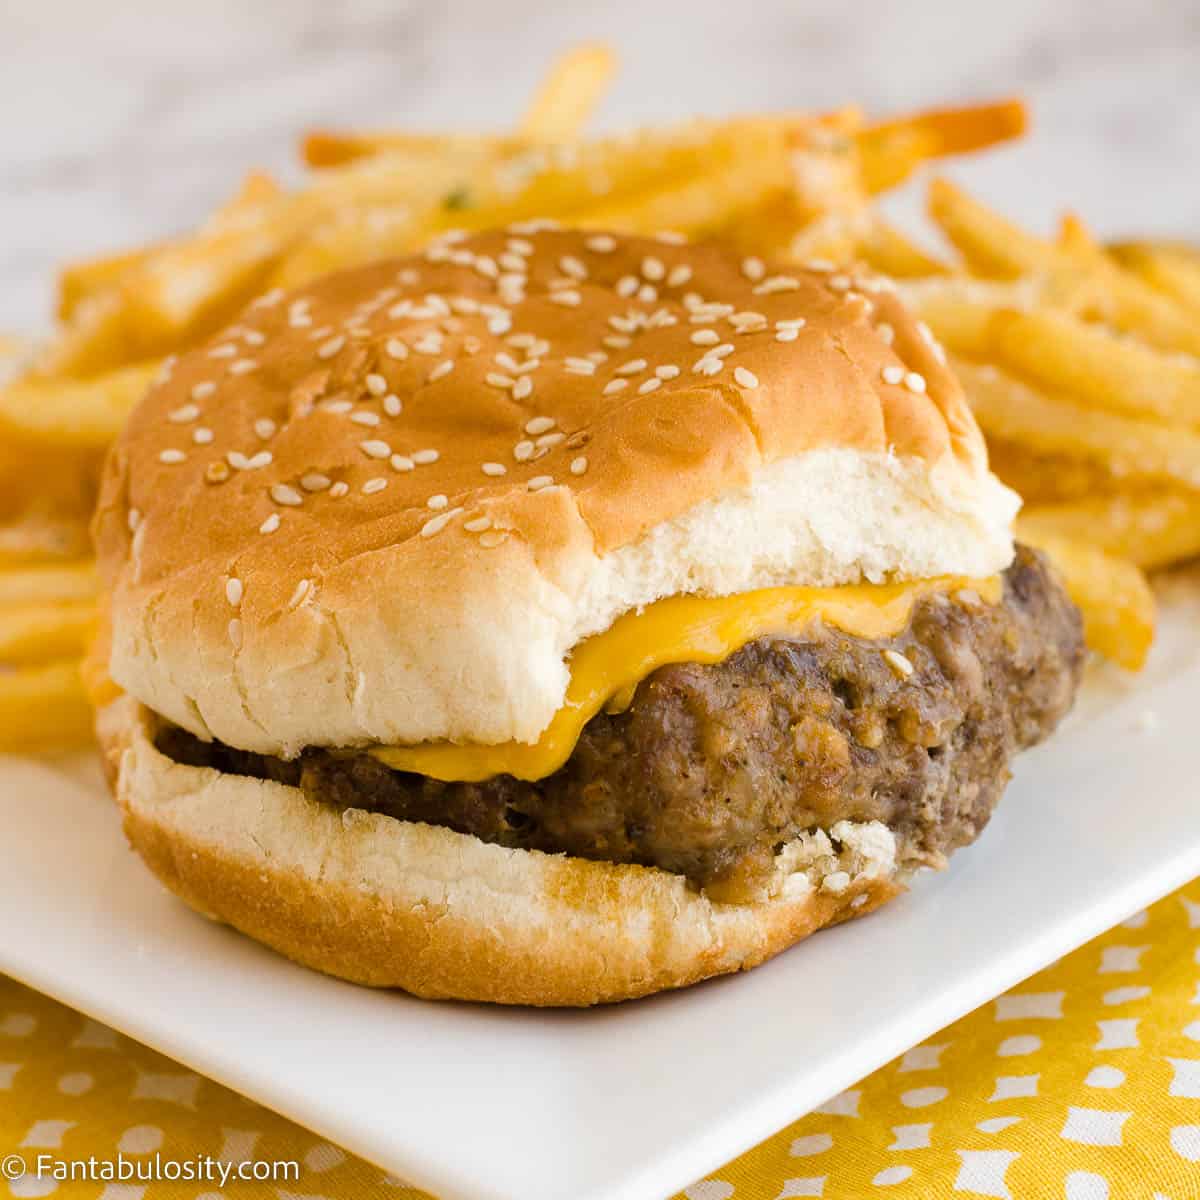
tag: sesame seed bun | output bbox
[102,697,902,1006]
[94,227,1016,757]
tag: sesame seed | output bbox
[638,377,662,394]
[653,365,679,381]
[776,317,807,330]
[528,475,553,491]
[569,456,588,476]
[390,454,414,472]
[616,358,648,376]
[205,462,230,484]
[881,366,905,386]
[361,440,391,459]
[536,432,565,449]
[387,299,413,319]
[351,411,381,427]
[127,508,141,533]
[208,343,237,358]
[641,256,665,282]
[666,265,692,288]
[228,618,243,649]
[271,484,302,506]
[603,378,628,395]
[478,531,507,548]
[585,234,617,253]
[385,338,408,360]
[362,478,388,495]
[730,310,768,329]
[464,515,492,533]
[245,451,272,469]
[753,276,800,295]
[525,416,556,435]
[559,255,588,280]
[428,360,455,383]
[317,335,346,359]
[498,253,526,273]
[711,343,735,358]
[307,326,333,341]
[329,481,350,498]
[191,381,216,401]
[226,578,243,607]
[481,462,507,476]
[252,288,284,309]
[168,404,200,424]
[321,400,353,414]
[288,579,311,607]
[690,329,720,346]
[413,334,443,356]
[514,440,535,461]
[741,256,766,282]
[507,237,534,255]
[244,329,266,346]
[734,366,760,389]
[653,230,686,245]
[883,649,914,678]
[565,357,596,376]
[549,290,581,307]
[427,494,449,510]
[693,356,724,376]
[512,375,534,400]
[486,372,516,390]
[193,427,213,445]
[616,276,639,298]
[159,449,186,464]
[877,322,895,346]
[230,359,258,376]
[775,328,800,343]
[412,448,439,464]
[259,513,281,534]
[254,418,276,440]
[383,394,403,417]
[366,373,388,396]
[420,509,461,538]
[603,335,632,349]
[905,371,927,394]
[828,274,852,292]
[301,473,331,492]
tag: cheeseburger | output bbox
[93,228,1083,1005]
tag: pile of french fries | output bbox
[1,42,1193,752]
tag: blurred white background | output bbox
[2,0,1198,330]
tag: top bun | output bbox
[95,227,1017,756]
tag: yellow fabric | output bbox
[2,879,1197,1200]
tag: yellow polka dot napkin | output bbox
[2,878,1197,1200]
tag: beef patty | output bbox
[157,545,1083,895]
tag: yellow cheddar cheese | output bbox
[371,575,999,783]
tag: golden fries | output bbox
[1016,530,1156,671]
[0,601,95,665]
[1109,241,1200,312]
[857,98,1026,193]
[0,660,94,753]
[519,42,616,141]
[956,359,1200,489]
[0,362,160,449]
[0,562,98,606]
[1018,490,1200,572]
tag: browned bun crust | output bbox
[102,698,903,1006]
[93,228,1015,759]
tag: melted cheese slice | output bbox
[371,575,999,783]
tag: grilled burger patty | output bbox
[157,545,1083,894]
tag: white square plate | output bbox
[4,577,1199,1200]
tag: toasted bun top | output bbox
[95,227,1017,755]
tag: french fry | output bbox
[1109,241,1200,313]
[0,601,95,665]
[0,515,93,566]
[900,278,1033,357]
[857,98,1027,193]
[927,176,1054,277]
[518,42,617,141]
[855,218,950,278]
[1016,530,1156,670]
[57,246,156,322]
[986,438,1119,504]
[985,307,1200,427]
[0,659,94,752]
[954,358,1200,489]
[0,362,160,449]
[1017,490,1200,572]
[302,129,526,170]
[0,562,98,607]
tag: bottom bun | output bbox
[104,698,905,1006]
